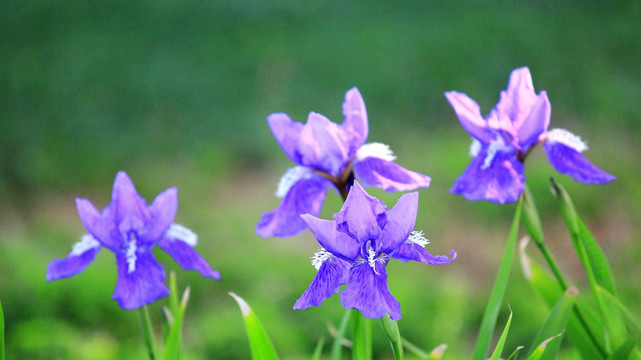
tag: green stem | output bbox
[138,306,157,360]
[331,308,353,360]
[351,311,372,360]
[0,299,4,360]
[380,314,404,360]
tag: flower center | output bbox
[125,232,138,274]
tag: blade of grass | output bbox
[489,309,513,360]
[138,305,157,360]
[351,310,371,360]
[527,334,563,360]
[608,339,636,360]
[528,287,578,360]
[163,287,190,360]
[331,308,353,360]
[230,292,280,360]
[472,196,523,360]
[311,337,326,360]
[0,299,4,360]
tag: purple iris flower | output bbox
[257,88,431,238]
[293,181,455,320]
[46,171,220,310]
[445,67,615,204]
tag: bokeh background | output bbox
[1,1,640,359]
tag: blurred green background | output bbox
[1,1,640,359]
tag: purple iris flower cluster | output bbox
[47,172,220,310]
[445,67,615,204]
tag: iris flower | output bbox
[257,88,431,238]
[293,181,455,320]
[46,171,220,310]
[445,67,615,204]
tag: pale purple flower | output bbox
[445,67,615,204]
[257,88,431,238]
[46,171,220,310]
[293,182,455,320]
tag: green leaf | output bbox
[230,292,280,360]
[528,287,578,360]
[489,309,513,360]
[351,310,372,360]
[330,308,353,360]
[608,339,636,360]
[472,196,523,360]
[163,287,190,360]
[598,286,641,348]
[138,306,157,360]
[311,337,325,360]
[0,299,4,360]
[527,335,563,360]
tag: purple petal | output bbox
[495,67,545,131]
[111,171,150,226]
[46,235,101,281]
[267,113,304,164]
[353,157,431,192]
[543,141,616,184]
[256,176,332,238]
[393,243,457,266]
[297,112,350,176]
[293,256,350,310]
[112,251,169,310]
[301,215,360,261]
[444,91,493,143]
[76,198,118,250]
[340,262,402,320]
[159,234,220,280]
[378,192,418,254]
[341,88,369,153]
[451,147,525,204]
[516,92,550,152]
[142,187,178,244]
[333,181,387,242]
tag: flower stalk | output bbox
[380,314,404,360]
[138,305,157,360]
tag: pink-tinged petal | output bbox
[159,237,220,280]
[333,182,387,242]
[112,251,169,310]
[46,235,102,281]
[142,187,178,244]
[445,91,493,143]
[451,148,525,204]
[543,141,616,184]
[378,192,418,254]
[298,112,350,176]
[393,243,457,266]
[301,215,360,261]
[341,87,369,153]
[496,67,542,130]
[256,176,332,238]
[293,257,350,310]
[340,262,402,320]
[267,112,304,164]
[517,92,550,152]
[76,198,118,250]
[353,157,431,192]
[111,171,150,225]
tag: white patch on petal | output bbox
[71,234,100,256]
[311,247,332,271]
[482,137,511,170]
[545,128,588,153]
[356,142,396,161]
[126,233,137,274]
[406,230,430,247]
[275,166,314,198]
[469,138,482,157]
[166,224,198,247]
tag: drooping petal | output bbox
[495,67,543,130]
[333,181,387,242]
[142,187,178,245]
[341,87,369,153]
[267,112,304,164]
[444,91,493,143]
[353,157,431,192]
[256,176,332,238]
[543,140,616,184]
[46,234,102,281]
[293,256,350,310]
[451,147,525,204]
[76,198,118,250]
[297,112,350,176]
[112,251,169,310]
[393,242,457,266]
[340,262,402,320]
[301,215,360,261]
[159,225,220,280]
[111,171,150,226]
[516,92,550,152]
[378,192,418,254]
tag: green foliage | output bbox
[489,310,513,360]
[230,293,280,360]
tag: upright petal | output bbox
[76,198,118,250]
[543,140,616,184]
[112,251,169,310]
[301,215,360,261]
[445,91,493,143]
[378,192,418,254]
[341,88,369,153]
[451,147,525,204]
[297,112,350,176]
[353,157,431,192]
[340,262,402,320]
[256,176,332,238]
[294,257,350,309]
[495,67,542,130]
[333,182,387,242]
[267,113,304,164]
[142,187,178,245]
[111,172,150,225]
[516,92,550,152]
[159,225,220,280]
[46,234,102,281]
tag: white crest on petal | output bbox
[311,247,332,271]
[126,233,137,274]
[71,234,100,256]
[275,166,314,198]
[482,137,511,170]
[356,142,396,161]
[166,224,198,247]
[406,230,430,247]
[545,128,588,153]
[469,139,482,157]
